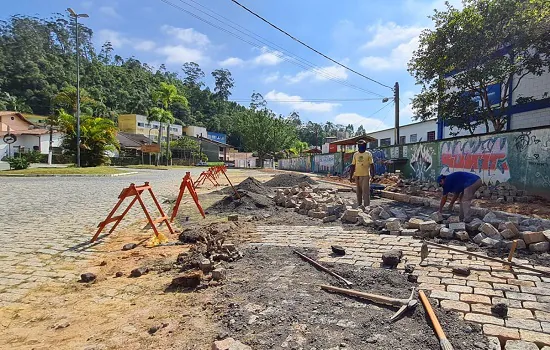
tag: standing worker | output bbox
[437,172,482,222]
[349,139,375,208]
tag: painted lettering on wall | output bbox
[410,144,433,181]
[440,137,510,184]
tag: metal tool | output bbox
[320,285,418,321]
[293,250,353,287]
[419,290,453,350]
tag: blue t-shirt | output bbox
[442,172,480,195]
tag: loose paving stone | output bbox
[504,340,539,350]
[505,318,542,332]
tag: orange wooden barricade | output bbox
[91,182,174,243]
[171,172,206,222]
[194,169,219,188]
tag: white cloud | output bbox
[161,25,210,46]
[263,72,280,83]
[134,40,156,51]
[333,113,388,133]
[399,90,417,125]
[362,22,424,49]
[97,29,128,47]
[284,65,348,84]
[359,36,420,71]
[81,1,93,10]
[219,57,245,67]
[252,47,283,66]
[157,45,206,64]
[99,6,120,18]
[265,90,339,113]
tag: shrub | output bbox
[6,157,30,170]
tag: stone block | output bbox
[382,250,402,267]
[439,227,454,239]
[323,215,337,223]
[212,268,227,281]
[449,222,466,231]
[447,216,461,223]
[481,223,500,237]
[483,324,520,341]
[419,220,438,231]
[505,239,527,250]
[379,209,391,220]
[385,218,401,231]
[400,228,419,236]
[358,213,374,226]
[200,259,213,273]
[482,237,503,247]
[501,229,519,240]
[408,218,424,229]
[430,211,443,223]
[456,231,469,241]
[466,218,484,231]
[212,338,252,350]
[520,329,550,347]
[473,233,487,244]
[484,211,498,222]
[521,231,547,245]
[529,242,550,253]
[504,340,539,350]
[543,230,550,241]
[390,208,408,219]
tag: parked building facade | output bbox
[118,114,183,143]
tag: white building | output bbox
[0,111,63,159]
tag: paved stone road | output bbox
[0,168,258,305]
[249,225,550,349]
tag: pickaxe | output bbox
[320,285,418,322]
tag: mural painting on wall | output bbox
[409,144,434,181]
[314,154,336,173]
[440,137,510,184]
[280,157,311,172]
[371,149,389,175]
[518,131,550,187]
[342,152,354,177]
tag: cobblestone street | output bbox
[248,225,550,348]
[0,168,262,305]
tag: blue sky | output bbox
[5,0,461,131]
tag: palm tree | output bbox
[53,86,96,115]
[148,107,175,166]
[151,82,188,166]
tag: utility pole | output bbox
[68,8,89,167]
[394,82,400,145]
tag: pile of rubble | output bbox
[169,222,244,290]
[273,182,550,253]
[381,173,535,203]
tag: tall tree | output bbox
[409,0,550,134]
[147,107,175,166]
[355,125,366,136]
[211,69,234,100]
[182,62,205,87]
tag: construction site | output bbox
[1,166,550,350]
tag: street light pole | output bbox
[68,8,88,167]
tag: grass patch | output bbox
[1,166,129,176]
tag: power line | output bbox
[181,0,385,97]
[158,0,386,97]
[369,101,394,119]
[229,0,394,90]
[231,97,389,102]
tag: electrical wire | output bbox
[180,0,385,97]
[229,0,394,90]
[158,0,386,97]
[230,98,389,102]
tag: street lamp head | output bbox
[67,8,89,18]
[79,13,89,18]
[382,97,390,103]
[67,8,77,16]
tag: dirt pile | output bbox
[264,173,318,187]
[209,190,274,214]
[213,246,490,350]
[220,177,273,196]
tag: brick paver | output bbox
[0,168,258,305]
[250,224,550,348]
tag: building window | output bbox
[427,131,436,141]
[410,134,417,143]
[399,136,406,144]
[137,122,145,127]
[369,140,378,149]
[380,138,391,146]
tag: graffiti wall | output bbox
[408,143,437,181]
[371,149,390,175]
[440,137,510,184]
[313,153,343,174]
[278,156,312,172]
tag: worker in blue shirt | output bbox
[437,172,482,222]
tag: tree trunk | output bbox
[157,122,163,166]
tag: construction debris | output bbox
[80,272,96,283]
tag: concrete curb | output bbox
[0,171,138,178]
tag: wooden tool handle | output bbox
[320,284,405,306]
[418,290,446,340]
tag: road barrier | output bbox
[170,172,206,222]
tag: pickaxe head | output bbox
[390,287,418,322]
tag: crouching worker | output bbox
[437,172,482,222]
[350,139,375,208]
